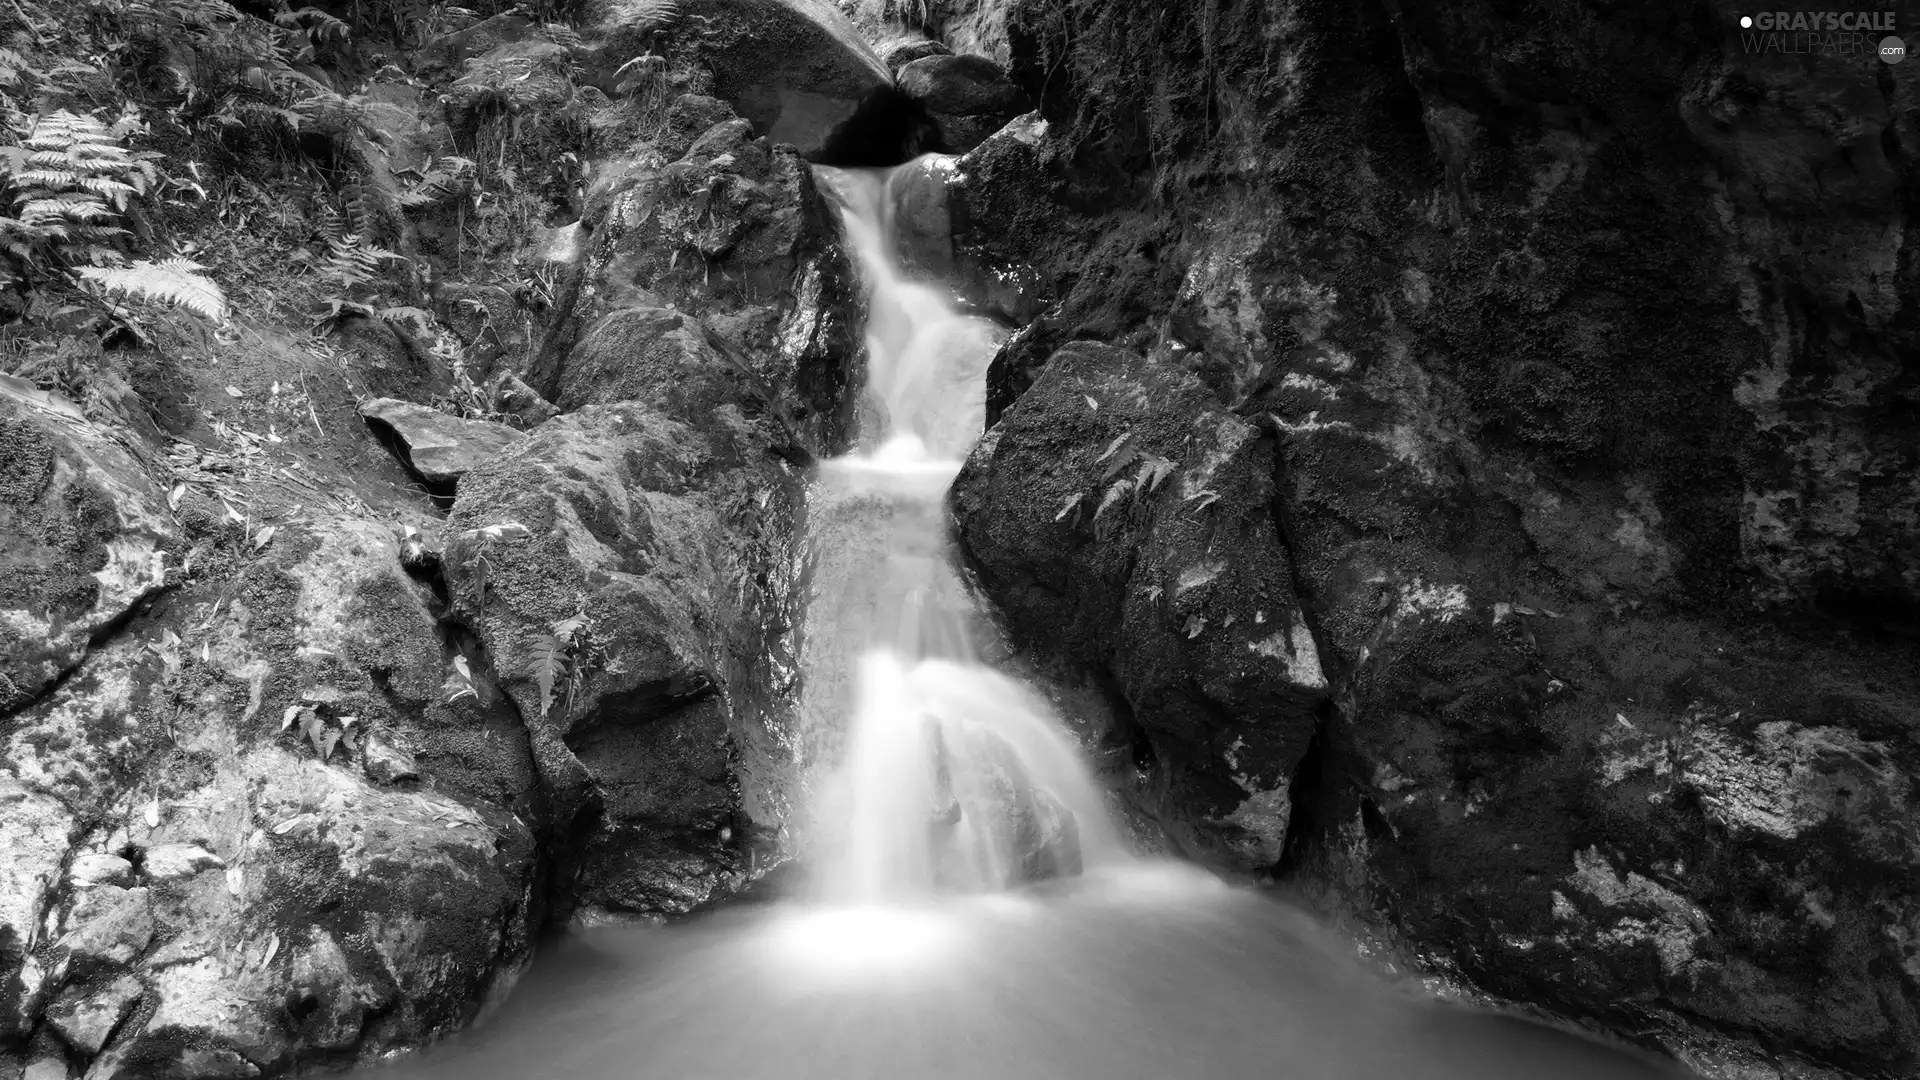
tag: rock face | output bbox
[441,88,861,920]
[563,97,863,455]
[359,397,526,486]
[1,517,541,1078]
[0,376,177,714]
[896,54,1028,154]
[0,14,862,1076]
[946,0,1920,1073]
[440,400,799,918]
[954,342,1328,868]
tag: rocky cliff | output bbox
[0,0,1913,1076]
[936,0,1919,1076]
[0,0,874,1075]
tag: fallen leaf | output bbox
[168,482,186,511]
[225,866,243,895]
[252,525,275,551]
[280,705,299,731]
[224,385,244,399]
[1084,395,1098,411]
[144,799,160,828]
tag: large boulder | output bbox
[0,376,178,714]
[565,100,863,456]
[636,0,902,160]
[0,517,541,1077]
[953,342,1329,869]
[896,54,1029,154]
[946,0,1920,1071]
[359,398,526,487]
[440,400,803,918]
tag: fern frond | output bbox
[1094,477,1134,523]
[1135,455,1175,495]
[79,258,228,320]
[608,0,679,31]
[531,634,568,718]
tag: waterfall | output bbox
[800,162,1122,903]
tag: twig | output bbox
[8,0,47,48]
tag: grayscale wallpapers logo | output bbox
[1734,10,1905,60]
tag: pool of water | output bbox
[359,864,1685,1080]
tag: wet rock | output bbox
[442,401,802,917]
[955,728,1082,886]
[880,37,950,73]
[646,0,899,159]
[575,104,861,456]
[944,0,1920,1069]
[896,54,1029,154]
[359,397,526,486]
[0,377,178,713]
[953,342,1328,870]
[554,307,748,421]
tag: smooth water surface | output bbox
[367,865,1681,1080]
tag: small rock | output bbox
[23,1057,66,1080]
[45,973,143,1055]
[490,375,560,427]
[55,886,152,968]
[140,844,224,881]
[360,398,526,486]
[361,732,421,785]
[68,854,134,889]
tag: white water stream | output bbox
[799,164,1120,905]
[360,159,1688,1080]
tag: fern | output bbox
[79,259,228,320]
[400,156,476,210]
[1094,477,1133,524]
[608,0,679,30]
[1135,455,1175,496]
[531,633,567,718]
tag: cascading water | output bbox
[799,164,1119,904]
[358,160,1691,1080]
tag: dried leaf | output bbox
[168,482,186,511]
[1053,492,1083,522]
[280,704,299,731]
[252,525,275,551]
[224,385,244,398]
[1084,395,1098,411]
[1096,432,1132,462]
